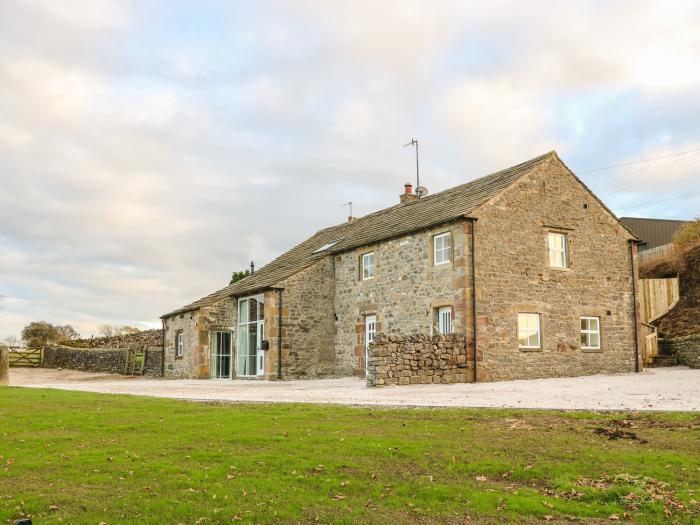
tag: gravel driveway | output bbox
[8,367,700,411]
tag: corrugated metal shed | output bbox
[620,217,691,250]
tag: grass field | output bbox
[0,388,698,524]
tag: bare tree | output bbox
[98,324,116,337]
[4,335,19,348]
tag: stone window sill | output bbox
[175,354,184,360]
[581,348,602,353]
[548,266,572,272]
[519,347,542,352]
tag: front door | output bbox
[364,315,376,377]
[211,331,232,379]
[237,294,265,377]
[438,306,452,335]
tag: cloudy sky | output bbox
[1,0,699,339]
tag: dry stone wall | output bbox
[43,345,164,376]
[367,334,471,386]
[44,345,128,374]
[660,334,700,368]
[62,329,163,349]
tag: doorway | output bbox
[211,331,232,379]
[364,315,376,377]
[237,294,266,377]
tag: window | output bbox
[434,232,451,266]
[580,316,601,349]
[365,315,376,350]
[313,240,340,253]
[518,313,541,349]
[175,331,184,357]
[362,252,375,280]
[437,306,452,335]
[548,232,568,268]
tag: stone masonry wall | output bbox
[367,334,470,386]
[62,329,163,349]
[163,296,235,379]
[268,257,338,379]
[334,221,474,377]
[660,334,700,368]
[44,345,128,374]
[44,344,163,376]
[473,155,640,381]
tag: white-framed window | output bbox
[548,232,568,268]
[434,232,451,266]
[175,331,184,357]
[580,316,601,349]
[517,313,541,349]
[437,306,452,335]
[362,252,375,280]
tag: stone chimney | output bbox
[400,182,417,204]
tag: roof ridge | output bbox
[162,150,557,318]
[320,150,556,231]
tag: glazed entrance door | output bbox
[211,331,232,379]
[364,315,376,377]
[237,294,265,377]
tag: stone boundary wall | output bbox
[143,347,164,376]
[43,345,164,376]
[659,334,700,368]
[367,334,472,386]
[61,329,163,349]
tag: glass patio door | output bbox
[237,295,265,377]
[211,331,232,379]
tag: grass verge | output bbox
[0,387,698,524]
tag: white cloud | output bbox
[0,0,699,338]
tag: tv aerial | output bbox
[403,138,427,198]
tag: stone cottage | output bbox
[161,151,642,382]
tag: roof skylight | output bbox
[313,240,340,253]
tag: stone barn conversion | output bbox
[161,151,642,383]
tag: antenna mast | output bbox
[342,201,353,222]
[402,138,420,189]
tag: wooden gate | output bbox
[8,347,43,368]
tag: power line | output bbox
[579,146,700,174]
[593,155,700,193]
[615,192,700,211]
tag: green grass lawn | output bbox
[0,388,698,524]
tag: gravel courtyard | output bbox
[8,367,700,411]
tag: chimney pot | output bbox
[400,182,417,204]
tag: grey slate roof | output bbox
[162,151,581,317]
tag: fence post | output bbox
[0,346,9,385]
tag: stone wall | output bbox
[44,345,128,374]
[269,257,338,379]
[43,345,164,375]
[334,221,473,377]
[473,155,640,381]
[367,334,471,386]
[163,296,235,379]
[659,334,700,368]
[62,329,163,349]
